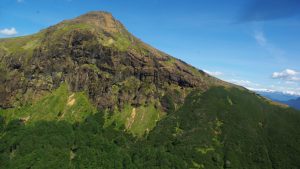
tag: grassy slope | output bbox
[0,34,41,54]
[104,103,164,137]
[0,83,97,124]
[0,81,164,136]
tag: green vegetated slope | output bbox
[104,103,163,137]
[1,87,300,169]
[147,87,300,169]
[0,83,96,123]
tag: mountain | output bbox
[0,11,300,169]
[255,90,300,110]
[255,90,299,101]
[284,97,300,110]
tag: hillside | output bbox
[0,11,300,169]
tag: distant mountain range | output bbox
[283,98,300,110]
[255,90,300,110]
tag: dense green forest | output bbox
[1,87,299,169]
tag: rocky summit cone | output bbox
[0,11,229,110]
[73,11,126,33]
[1,11,300,169]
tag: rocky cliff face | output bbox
[0,11,229,111]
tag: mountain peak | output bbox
[0,11,229,111]
[78,11,113,17]
[71,11,124,33]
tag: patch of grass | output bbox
[0,83,96,124]
[104,102,164,137]
[192,160,205,169]
[43,22,93,44]
[118,76,141,92]
[104,104,133,129]
[81,64,100,73]
[129,103,163,137]
[112,33,131,51]
[61,23,92,32]
[81,64,112,78]
[196,147,215,154]
[0,34,42,65]
[98,31,143,52]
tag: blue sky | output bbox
[1,0,300,95]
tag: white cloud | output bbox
[204,70,223,76]
[247,87,275,93]
[253,30,285,61]
[285,81,297,85]
[17,0,24,3]
[247,87,300,96]
[229,79,260,87]
[272,69,300,81]
[0,27,18,36]
[254,30,267,46]
[290,76,300,81]
[227,79,300,95]
[283,90,300,96]
[220,72,300,97]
